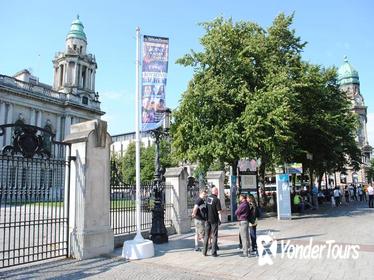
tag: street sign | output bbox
[276,174,291,220]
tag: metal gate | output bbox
[0,123,71,268]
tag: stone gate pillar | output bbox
[64,119,114,260]
[206,171,228,223]
[164,167,191,234]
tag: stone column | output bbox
[64,119,114,260]
[79,65,83,88]
[206,171,228,223]
[64,62,68,86]
[64,115,71,140]
[30,108,36,125]
[85,68,89,89]
[36,110,42,128]
[164,167,191,234]
[0,101,6,146]
[92,70,96,92]
[74,63,79,87]
[5,103,13,145]
[56,116,61,141]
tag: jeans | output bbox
[203,222,219,256]
[249,225,257,251]
[369,195,374,208]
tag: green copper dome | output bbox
[337,56,359,85]
[66,15,87,42]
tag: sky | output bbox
[1,0,374,142]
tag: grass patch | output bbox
[4,201,64,207]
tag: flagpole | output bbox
[134,26,143,242]
[122,27,154,259]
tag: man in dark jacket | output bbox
[202,186,222,257]
[235,194,250,257]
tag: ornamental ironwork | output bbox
[0,123,54,158]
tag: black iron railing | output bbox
[0,123,71,268]
[110,181,172,236]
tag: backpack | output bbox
[198,202,208,221]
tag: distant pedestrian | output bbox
[202,186,222,257]
[358,186,363,202]
[344,186,350,203]
[363,186,368,202]
[334,187,341,207]
[191,190,207,251]
[235,194,250,257]
[368,185,374,208]
[293,192,302,213]
[312,185,319,210]
[353,185,358,201]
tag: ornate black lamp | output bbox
[150,108,171,244]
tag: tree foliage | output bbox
[172,13,360,181]
[113,139,178,183]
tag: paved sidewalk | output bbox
[1,201,374,280]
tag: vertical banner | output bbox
[276,174,291,220]
[141,35,169,131]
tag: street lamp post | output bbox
[149,108,171,244]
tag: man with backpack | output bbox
[191,190,207,251]
[202,186,222,257]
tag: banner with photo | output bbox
[141,35,169,131]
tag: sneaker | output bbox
[194,247,201,252]
[250,250,258,257]
[212,253,218,257]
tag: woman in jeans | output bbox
[247,195,258,256]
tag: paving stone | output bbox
[1,201,373,280]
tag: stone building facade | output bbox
[333,57,372,185]
[0,16,103,146]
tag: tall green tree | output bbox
[291,63,361,186]
[172,13,360,189]
[172,13,306,176]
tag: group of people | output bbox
[191,187,221,257]
[191,187,258,258]
[291,183,374,211]
[330,184,374,208]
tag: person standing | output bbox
[344,186,350,204]
[235,194,250,257]
[358,185,363,202]
[191,190,207,251]
[247,195,258,256]
[368,185,374,208]
[312,185,319,210]
[202,186,222,257]
[334,187,341,207]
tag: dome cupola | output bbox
[337,56,359,85]
[66,15,87,42]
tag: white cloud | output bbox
[366,113,374,145]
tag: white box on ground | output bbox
[122,238,154,260]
